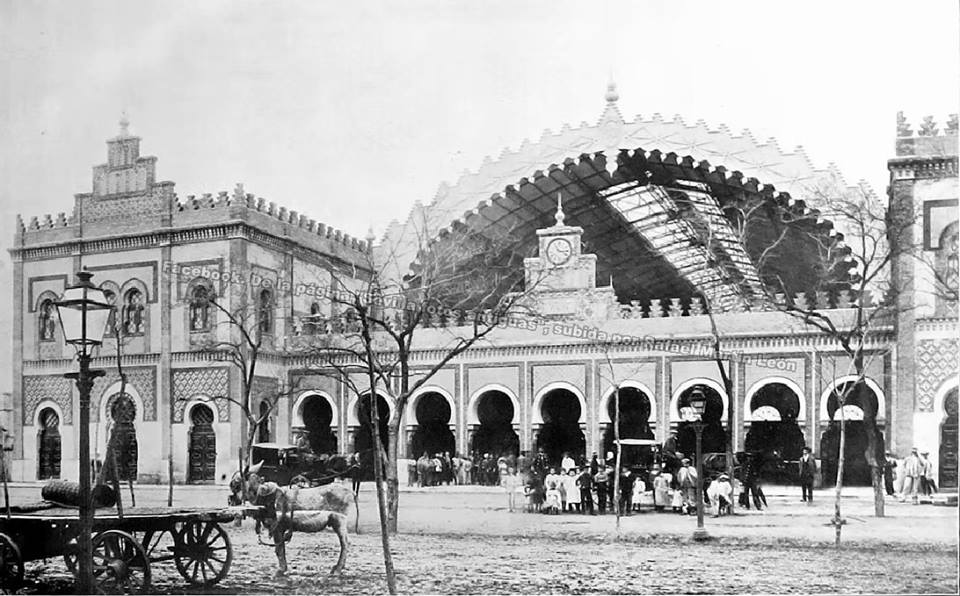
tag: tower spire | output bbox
[605,78,619,104]
[118,111,130,137]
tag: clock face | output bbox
[546,237,573,266]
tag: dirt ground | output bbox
[7,484,959,594]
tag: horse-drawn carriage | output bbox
[242,443,361,492]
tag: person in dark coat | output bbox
[882,452,897,496]
[618,467,635,515]
[577,466,594,515]
[594,465,608,514]
[798,446,817,502]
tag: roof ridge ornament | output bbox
[605,80,619,104]
[119,111,130,137]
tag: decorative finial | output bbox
[555,192,565,226]
[918,115,939,137]
[896,111,912,137]
[605,80,619,103]
[119,111,130,136]
[366,225,376,243]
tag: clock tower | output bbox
[523,195,618,319]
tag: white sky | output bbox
[1,1,958,394]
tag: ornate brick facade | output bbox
[22,375,74,426]
[172,368,231,422]
[917,338,959,412]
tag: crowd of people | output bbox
[886,447,939,503]
[406,446,770,517]
[407,444,944,516]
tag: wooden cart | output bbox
[0,503,254,592]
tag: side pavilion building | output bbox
[8,95,958,489]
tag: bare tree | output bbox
[308,221,540,515]
[763,182,913,523]
[289,214,542,593]
[652,185,793,510]
[595,347,654,533]
[192,294,295,472]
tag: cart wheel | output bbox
[91,530,151,594]
[173,520,232,586]
[0,533,24,590]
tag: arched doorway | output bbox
[354,394,390,480]
[940,388,958,490]
[675,384,726,459]
[471,390,519,459]
[37,408,61,480]
[536,388,585,468]
[409,392,455,458]
[819,381,884,486]
[109,394,138,482]
[188,405,216,484]
[602,386,654,469]
[301,395,338,455]
[744,383,805,482]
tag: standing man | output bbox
[677,458,698,515]
[577,466,595,515]
[882,452,897,497]
[919,451,937,496]
[593,464,608,514]
[901,447,922,504]
[798,446,817,503]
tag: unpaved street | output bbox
[7,484,959,594]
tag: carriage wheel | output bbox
[0,533,24,590]
[91,530,151,594]
[173,520,232,586]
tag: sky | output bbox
[1,0,958,395]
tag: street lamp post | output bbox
[688,388,710,542]
[55,271,112,594]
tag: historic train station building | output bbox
[7,92,958,489]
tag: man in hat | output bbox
[676,458,698,515]
[901,447,922,504]
[919,451,937,496]
[798,446,817,503]
[707,473,734,516]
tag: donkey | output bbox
[230,462,358,575]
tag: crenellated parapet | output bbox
[894,112,959,162]
[14,209,79,245]
[171,183,370,255]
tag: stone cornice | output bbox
[915,316,959,337]
[888,155,958,180]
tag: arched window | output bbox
[258,289,273,335]
[258,401,271,443]
[936,223,959,315]
[123,288,145,336]
[103,290,117,336]
[189,285,212,332]
[38,299,56,341]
